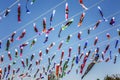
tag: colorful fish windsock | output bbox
[98,6,107,21]
[93,20,102,30]
[110,17,115,25]
[87,27,92,35]
[4,8,10,17]
[50,10,56,26]
[31,0,36,5]
[106,33,111,40]
[0,40,1,49]
[65,2,69,21]
[62,19,74,30]
[42,18,47,33]
[94,37,98,46]
[26,0,30,14]
[17,29,26,40]
[56,64,60,78]
[30,38,37,48]
[78,12,85,27]
[81,54,99,79]
[117,29,120,36]
[6,38,10,51]
[115,39,119,48]
[58,41,64,50]
[18,3,21,22]
[66,34,72,43]
[8,51,12,60]
[77,31,82,40]
[79,0,88,10]
[10,31,16,43]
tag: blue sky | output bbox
[0,0,120,80]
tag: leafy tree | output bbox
[97,78,100,80]
[104,74,120,80]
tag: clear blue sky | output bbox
[0,0,120,80]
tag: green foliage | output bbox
[97,78,100,80]
[104,74,120,80]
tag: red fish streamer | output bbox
[18,3,21,22]
[17,29,26,40]
[79,0,88,10]
[78,12,85,27]
[65,2,69,21]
